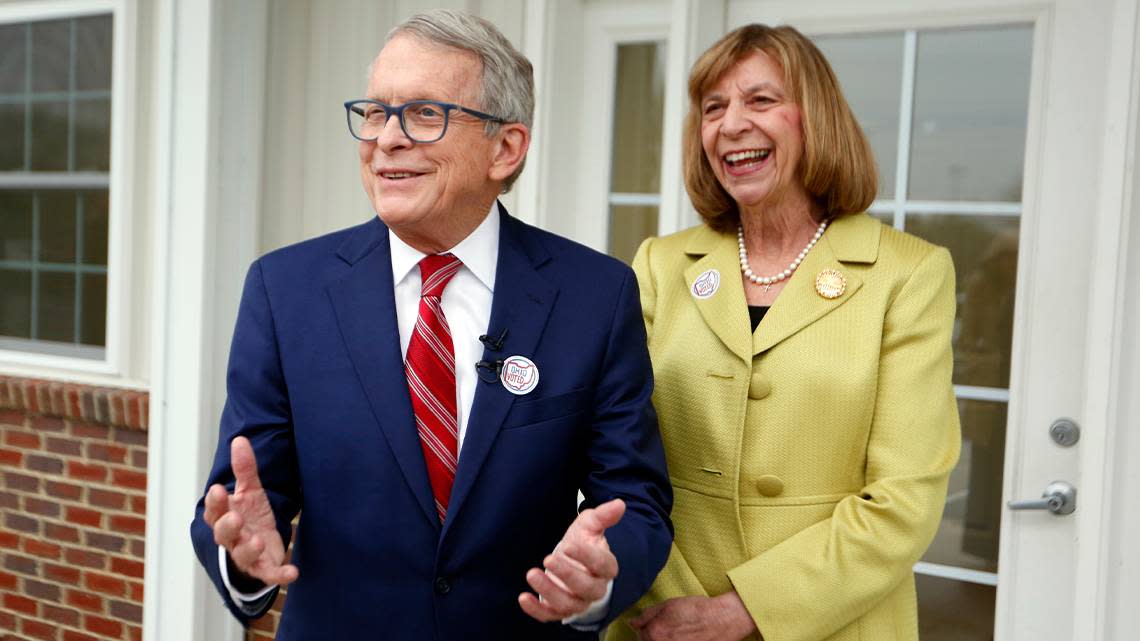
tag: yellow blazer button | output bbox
[749,375,771,399]
[756,475,785,497]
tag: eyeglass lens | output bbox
[349,101,449,142]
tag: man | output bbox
[189,9,672,640]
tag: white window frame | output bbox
[0,0,138,385]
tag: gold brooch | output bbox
[815,269,846,299]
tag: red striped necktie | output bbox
[405,253,463,523]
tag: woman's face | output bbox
[700,50,808,211]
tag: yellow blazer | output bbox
[607,213,961,641]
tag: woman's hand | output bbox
[629,591,758,641]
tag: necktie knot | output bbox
[419,254,462,298]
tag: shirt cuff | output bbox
[562,579,612,630]
[217,545,278,614]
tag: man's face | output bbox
[359,35,500,247]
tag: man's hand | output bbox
[518,498,625,622]
[203,436,299,587]
[629,592,757,641]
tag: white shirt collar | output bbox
[388,202,500,292]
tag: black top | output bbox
[748,305,770,333]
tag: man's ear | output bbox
[488,122,530,183]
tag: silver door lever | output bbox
[1007,481,1076,515]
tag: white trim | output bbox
[892,30,916,231]
[609,192,662,207]
[515,0,552,227]
[868,200,1022,216]
[914,561,1000,587]
[0,0,137,384]
[955,385,1012,403]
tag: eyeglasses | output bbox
[344,99,507,143]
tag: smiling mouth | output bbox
[723,149,771,168]
[379,171,423,180]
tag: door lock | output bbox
[1007,481,1077,515]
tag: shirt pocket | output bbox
[501,387,593,430]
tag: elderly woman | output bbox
[609,24,961,641]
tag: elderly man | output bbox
[189,9,672,640]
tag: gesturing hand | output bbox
[203,436,298,587]
[629,592,757,641]
[518,498,626,622]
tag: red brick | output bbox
[31,415,66,432]
[43,603,80,626]
[45,480,83,501]
[3,429,39,448]
[110,557,144,579]
[63,630,99,641]
[3,593,37,615]
[4,471,40,492]
[44,562,81,584]
[4,552,38,575]
[128,581,143,601]
[84,614,122,637]
[24,577,62,601]
[65,506,102,528]
[0,530,19,548]
[24,496,61,517]
[130,495,146,515]
[109,599,142,623]
[65,548,106,570]
[112,426,147,447]
[140,396,149,429]
[251,613,278,632]
[88,488,126,510]
[66,461,107,483]
[45,436,82,456]
[109,515,146,536]
[0,409,25,425]
[85,532,125,553]
[25,453,64,474]
[0,570,16,589]
[111,469,146,490]
[44,523,80,544]
[25,539,62,559]
[6,512,39,533]
[130,449,147,469]
[66,389,82,420]
[128,624,142,641]
[125,394,140,429]
[65,589,103,612]
[0,610,13,631]
[20,617,57,641]
[84,571,126,597]
[86,443,126,464]
[0,489,17,508]
[129,540,144,559]
[0,447,21,465]
[71,422,108,440]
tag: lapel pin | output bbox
[500,355,540,395]
[691,269,721,299]
[815,269,847,299]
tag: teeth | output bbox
[725,149,771,164]
[382,172,415,179]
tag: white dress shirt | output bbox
[221,203,608,626]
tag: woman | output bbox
[608,24,960,641]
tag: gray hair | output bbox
[387,9,534,192]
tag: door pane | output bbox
[917,574,997,641]
[0,104,25,170]
[75,15,113,91]
[0,191,34,260]
[0,23,27,94]
[75,98,112,171]
[909,26,1033,201]
[609,205,658,265]
[30,101,70,171]
[31,19,70,93]
[0,269,32,338]
[38,271,76,342]
[609,42,664,194]
[905,213,1019,388]
[813,33,903,198]
[39,191,78,264]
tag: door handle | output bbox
[1007,481,1077,515]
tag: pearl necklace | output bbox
[738,220,828,290]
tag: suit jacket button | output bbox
[434,577,451,595]
[756,475,784,497]
[749,375,771,399]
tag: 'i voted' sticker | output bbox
[691,269,720,299]
[500,355,540,395]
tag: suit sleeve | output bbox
[727,247,961,641]
[628,238,710,605]
[579,264,674,626]
[189,260,302,625]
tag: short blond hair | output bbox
[684,24,877,232]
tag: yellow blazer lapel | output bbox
[683,227,752,365]
[753,213,880,355]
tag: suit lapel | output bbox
[326,219,439,528]
[442,211,557,540]
[682,227,752,365]
[753,213,879,355]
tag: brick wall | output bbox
[0,376,148,641]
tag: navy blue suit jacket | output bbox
[190,207,673,640]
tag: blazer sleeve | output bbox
[580,264,675,626]
[189,260,302,625]
[629,238,710,605]
[726,247,962,641]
